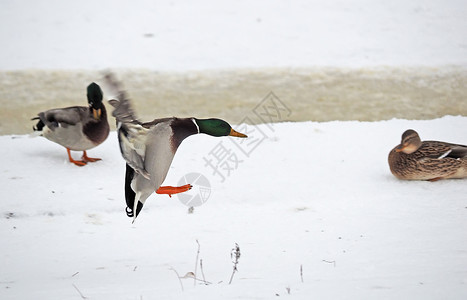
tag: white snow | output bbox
[1,0,467,299]
[1,116,467,299]
[0,0,466,70]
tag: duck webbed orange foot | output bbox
[156,184,193,197]
[66,148,87,166]
[82,150,102,163]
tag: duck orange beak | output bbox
[229,128,248,138]
[92,108,102,120]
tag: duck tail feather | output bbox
[32,118,45,132]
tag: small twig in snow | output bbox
[194,240,201,286]
[300,264,304,283]
[229,243,241,284]
[322,260,336,267]
[71,272,79,277]
[72,284,87,299]
[182,272,212,285]
[170,267,184,291]
[200,259,208,285]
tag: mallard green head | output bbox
[194,118,247,138]
[396,129,422,154]
[87,82,104,120]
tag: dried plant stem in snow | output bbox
[170,267,184,291]
[72,284,87,299]
[300,264,304,283]
[194,240,201,286]
[229,243,241,284]
[200,259,208,285]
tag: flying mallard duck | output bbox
[105,74,247,222]
[32,82,110,166]
[388,129,467,181]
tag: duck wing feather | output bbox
[38,106,88,130]
[106,74,150,179]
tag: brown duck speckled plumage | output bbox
[388,129,467,181]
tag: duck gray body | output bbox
[35,105,109,151]
[32,82,110,166]
[388,129,467,181]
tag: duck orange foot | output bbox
[156,184,193,198]
[82,150,102,163]
[67,148,86,166]
[67,149,102,166]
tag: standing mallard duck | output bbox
[105,74,247,222]
[388,129,467,181]
[32,82,110,166]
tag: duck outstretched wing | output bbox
[105,73,150,179]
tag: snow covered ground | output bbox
[1,116,466,299]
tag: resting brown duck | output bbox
[388,129,467,181]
